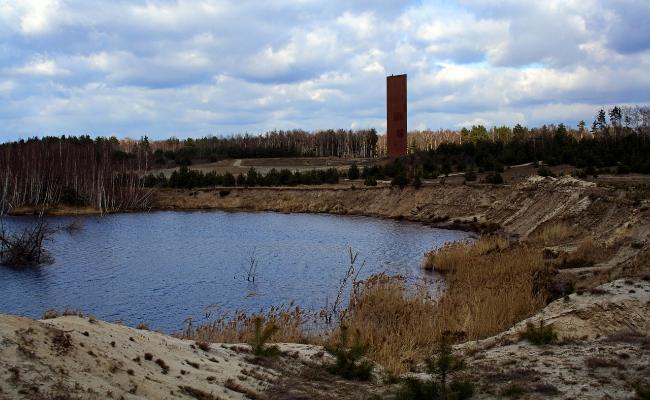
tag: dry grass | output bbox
[182,237,549,376]
[423,236,509,272]
[178,305,313,345]
[560,236,609,268]
[341,238,548,374]
[530,222,573,246]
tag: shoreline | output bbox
[2,176,649,398]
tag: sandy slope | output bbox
[460,278,650,399]
[0,314,325,400]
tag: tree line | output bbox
[377,106,650,183]
[144,167,340,189]
[0,136,152,213]
[148,129,379,166]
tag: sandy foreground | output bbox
[1,277,648,400]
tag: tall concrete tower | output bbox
[387,74,407,157]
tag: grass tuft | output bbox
[530,222,572,246]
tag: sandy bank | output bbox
[1,276,648,399]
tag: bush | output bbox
[412,176,422,188]
[573,169,587,179]
[483,172,504,184]
[396,378,438,400]
[635,384,650,400]
[501,383,525,397]
[585,164,598,178]
[364,176,377,186]
[537,166,555,177]
[397,334,473,400]
[464,169,477,182]
[519,321,557,345]
[0,219,53,267]
[391,174,409,189]
[325,325,374,381]
[347,164,360,180]
[60,186,87,206]
[617,164,631,175]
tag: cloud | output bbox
[0,0,648,139]
[13,58,68,76]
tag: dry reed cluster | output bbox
[530,222,573,246]
[341,237,548,374]
[178,305,312,345]
[181,236,550,375]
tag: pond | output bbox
[0,211,470,332]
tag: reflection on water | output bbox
[0,211,469,332]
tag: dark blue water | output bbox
[0,211,469,332]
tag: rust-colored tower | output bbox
[387,74,407,157]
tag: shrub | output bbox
[412,176,422,188]
[585,164,598,177]
[425,334,472,398]
[391,174,409,189]
[464,169,477,182]
[617,164,631,175]
[635,384,650,400]
[60,186,87,206]
[483,172,504,184]
[325,325,374,381]
[397,334,473,400]
[347,164,360,180]
[519,321,557,345]
[364,176,377,186]
[248,316,280,356]
[501,383,525,397]
[573,169,587,179]
[396,378,438,400]
[537,166,555,177]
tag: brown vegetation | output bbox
[180,237,550,376]
[179,305,310,345]
[530,222,573,246]
[341,238,548,374]
[0,218,53,267]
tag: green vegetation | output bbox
[483,172,504,184]
[145,166,340,189]
[363,176,377,186]
[325,325,374,381]
[249,316,280,356]
[396,334,473,400]
[519,321,557,345]
[390,174,409,189]
[347,164,360,180]
[635,384,650,400]
[537,166,555,177]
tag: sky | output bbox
[1,0,649,140]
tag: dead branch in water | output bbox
[0,217,54,267]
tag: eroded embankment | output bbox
[155,176,649,245]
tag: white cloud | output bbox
[13,58,68,76]
[0,0,648,139]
